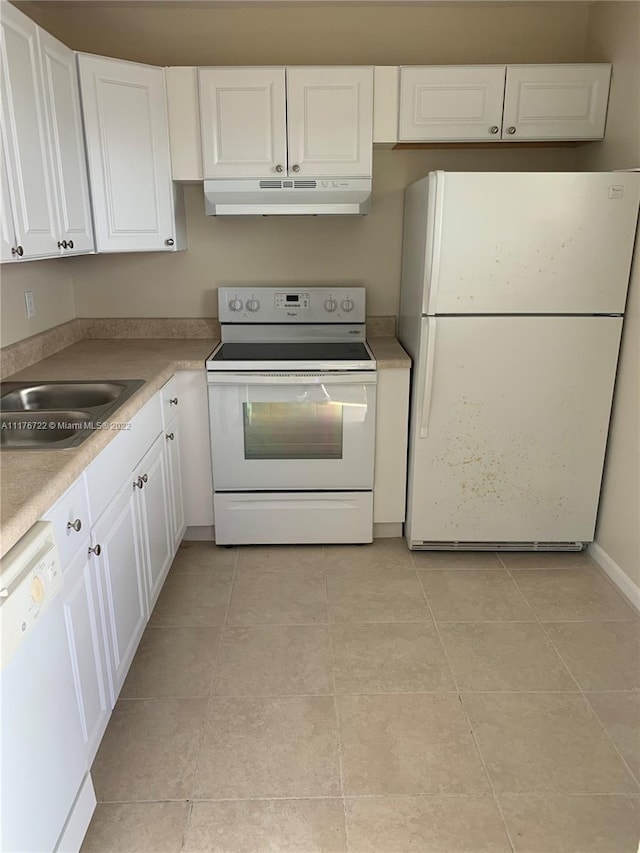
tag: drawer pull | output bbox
[166,432,175,441]
[169,397,178,406]
[134,476,145,489]
[141,473,148,483]
[88,544,101,557]
[67,518,82,532]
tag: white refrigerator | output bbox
[398,171,640,550]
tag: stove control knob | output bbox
[324,298,337,313]
[246,298,260,312]
[229,298,243,312]
[341,298,355,312]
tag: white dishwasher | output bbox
[0,522,93,852]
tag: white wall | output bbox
[0,259,75,347]
[578,1,640,588]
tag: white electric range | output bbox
[206,287,377,545]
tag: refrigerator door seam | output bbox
[419,317,437,438]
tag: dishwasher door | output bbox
[0,523,89,852]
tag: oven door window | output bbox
[243,401,343,460]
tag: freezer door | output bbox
[424,171,640,315]
[405,316,622,546]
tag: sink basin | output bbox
[1,381,132,411]
[0,379,144,450]
[0,411,95,449]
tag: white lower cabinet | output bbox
[62,545,112,765]
[165,421,186,549]
[373,366,410,526]
[91,482,147,704]
[135,434,173,612]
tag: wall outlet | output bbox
[24,291,36,319]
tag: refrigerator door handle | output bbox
[420,317,437,438]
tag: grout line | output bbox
[504,565,640,793]
[415,568,517,853]
[184,545,240,807]
[179,800,194,853]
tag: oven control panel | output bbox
[218,287,366,323]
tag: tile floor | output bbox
[82,540,640,853]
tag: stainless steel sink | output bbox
[0,379,144,450]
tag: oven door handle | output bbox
[207,372,377,386]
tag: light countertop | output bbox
[1,335,410,558]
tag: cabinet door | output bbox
[37,28,94,255]
[135,435,173,611]
[286,67,373,177]
[92,483,147,702]
[399,66,506,142]
[0,2,58,258]
[503,64,611,140]
[0,135,17,262]
[62,546,112,764]
[198,67,287,178]
[78,54,177,252]
[165,423,185,550]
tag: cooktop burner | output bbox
[209,342,373,362]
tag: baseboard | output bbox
[373,522,403,538]
[183,525,215,541]
[588,542,640,613]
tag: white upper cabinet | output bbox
[397,64,611,143]
[286,67,373,177]
[199,65,373,179]
[78,54,185,253]
[0,2,58,258]
[37,28,94,254]
[502,64,612,140]
[199,67,287,179]
[399,66,506,142]
[0,135,17,262]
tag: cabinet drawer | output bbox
[41,476,91,567]
[161,374,179,428]
[85,392,162,523]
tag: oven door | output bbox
[207,372,377,491]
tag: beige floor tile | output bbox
[586,693,640,781]
[418,571,534,622]
[214,625,333,695]
[324,538,414,571]
[510,568,638,621]
[92,698,207,801]
[149,572,234,627]
[544,622,640,690]
[345,795,511,852]
[227,569,328,625]
[463,693,637,793]
[121,627,220,698]
[193,696,340,798]
[412,551,503,570]
[184,799,347,852]
[498,550,595,570]
[236,544,325,572]
[338,694,489,795]
[170,541,237,573]
[81,802,189,852]
[331,622,454,693]
[438,622,575,692]
[327,567,430,623]
[499,794,640,853]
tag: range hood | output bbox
[203,178,371,216]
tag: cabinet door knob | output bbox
[507,126,516,135]
[88,544,101,557]
[292,164,300,173]
[166,432,175,441]
[141,473,148,483]
[68,239,74,249]
[275,164,284,173]
[489,126,499,134]
[165,237,175,246]
[134,475,144,489]
[11,245,23,257]
[169,397,178,406]
[57,240,68,249]
[67,518,82,532]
